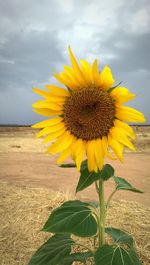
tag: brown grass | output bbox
[0,181,149,265]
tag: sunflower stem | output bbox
[98,179,106,247]
[106,189,117,209]
[95,181,99,194]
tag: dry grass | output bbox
[0,181,149,265]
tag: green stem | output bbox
[74,243,94,253]
[95,181,99,194]
[99,179,106,247]
[106,189,117,209]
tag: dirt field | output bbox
[0,126,150,206]
[0,126,150,265]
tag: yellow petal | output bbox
[32,117,63,128]
[47,131,75,154]
[36,122,65,138]
[32,101,63,111]
[72,139,86,171]
[71,139,83,159]
[109,127,136,151]
[45,85,70,97]
[101,136,108,156]
[92,59,101,86]
[111,87,136,104]
[53,72,77,90]
[68,46,86,85]
[64,65,81,88]
[33,108,62,116]
[116,106,146,123]
[32,87,52,99]
[100,65,115,90]
[108,135,124,162]
[87,140,97,172]
[32,88,66,103]
[56,147,72,165]
[114,119,135,140]
[80,59,93,85]
[94,139,104,170]
[43,127,66,143]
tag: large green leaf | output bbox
[94,245,142,265]
[114,177,143,193]
[76,164,114,192]
[105,227,134,247]
[43,200,97,237]
[62,252,93,264]
[28,234,74,265]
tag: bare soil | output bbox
[0,126,150,206]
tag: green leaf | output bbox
[94,245,142,265]
[105,227,134,247]
[62,252,93,264]
[28,234,74,265]
[43,200,97,237]
[101,164,114,181]
[59,163,76,168]
[114,177,143,193]
[76,164,114,192]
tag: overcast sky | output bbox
[0,0,150,125]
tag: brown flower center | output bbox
[63,86,115,140]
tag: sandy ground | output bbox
[0,126,150,265]
[0,126,150,206]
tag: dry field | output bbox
[0,126,150,264]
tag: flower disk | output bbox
[63,86,115,140]
[32,47,145,172]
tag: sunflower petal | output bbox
[36,123,65,138]
[87,140,97,172]
[32,87,52,99]
[33,108,62,116]
[108,135,124,162]
[64,65,81,88]
[47,131,75,154]
[94,139,104,170]
[80,59,93,85]
[111,87,136,104]
[56,147,72,165]
[32,101,63,111]
[92,59,101,86]
[100,65,115,90]
[101,136,108,156]
[114,119,135,140]
[43,127,66,143]
[45,85,70,97]
[32,117,63,128]
[68,46,86,85]
[75,140,86,171]
[116,106,146,123]
[110,127,136,151]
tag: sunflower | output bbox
[32,47,145,172]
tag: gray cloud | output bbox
[0,0,150,124]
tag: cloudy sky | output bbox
[0,0,150,125]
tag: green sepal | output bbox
[94,244,142,265]
[114,177,143,193]
[28,234,74,265]
[76,163,114,192]
[107,81,122,93]
[105,227,134,247]
[42,200,97,237]
[59,163,76,168]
